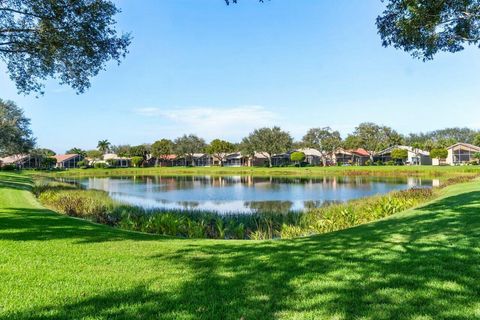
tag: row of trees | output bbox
[62,123,480,168]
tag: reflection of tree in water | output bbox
[175,201,200,209]
[303,200,344,210]
[245,201,293,214]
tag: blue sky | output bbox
[1,0,480,153]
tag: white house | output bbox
[446,143,480,165]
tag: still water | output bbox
[71,175,436,214]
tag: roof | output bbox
[0,154,29,164]
[53,154,80,163]
[376,145,430,156]
[351,148,370,157]
[447,142,480,152]
[103,153,131,160]
[296,148,322,157]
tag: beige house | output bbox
[446,143,480,165]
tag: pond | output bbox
[70,175,438,214]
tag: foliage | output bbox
[377,0,480,60]
[97,140,111,154]
[111,145,132,157]
[0,99,35,156]
[241,127,292,167]
[391,148,408,160]
[86,150,103,160]
[0,0,131,94]
[65,148,87,157]
[406,128,478,150]
[206,139,235,166]
[40,157,57,169]
[151,139,174,163]
[430,148,448,159]
[347,122,403,160]
[32,148,55,157]
[290,151,305,164]
[131,156,143,168]
[302,127,341,165]
[174,134,207,163]
[94,162,108,169]
[474,134,480,147]
[129,145,150,158]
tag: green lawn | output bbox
[1,171,480,319]
[27,164,480,178]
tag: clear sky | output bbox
[1,0,480,153]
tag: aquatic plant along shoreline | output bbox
[33,175,477,240]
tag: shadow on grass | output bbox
[2,191,480,319]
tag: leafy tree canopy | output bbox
[97,139,111,154]
[290,151,305,163]
[430,148,448,159]
[474,133,480,147]
[241,126,292,167]
[151,139,174,159]
[302,127,341,165]
[0,99,35,156]
[0,0,130,94]
[347,122,402,160]
[174,134,207,158]
[377,0,480,60]
[65,147,86,156]
[206,139,235,165]
[31,148,55,157]
[231,0,480,60]
[391,148,408,160]
[86,149,103,159]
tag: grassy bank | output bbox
[25,164,480,178]
[2,171,480,319]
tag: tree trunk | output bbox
[268,156,272,168]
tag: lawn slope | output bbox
[1,172,480,320]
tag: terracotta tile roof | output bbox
[53,154,80,163]
[352,148,370,157]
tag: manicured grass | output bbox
[26,164,480,178]
[1,171,480,319]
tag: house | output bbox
[296,148,322,166]
[446,143,480,165]
[223,153,249,167]
[103,153,131,167]
[53,154,83,169]
[374,146,431,165]
[271,153,290,166]
[333,148,370,166]
[0,154,41,169]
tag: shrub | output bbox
[1,164,17,171]
[430,148,448,159]
[391,148,408,162]
[76,160,89,168]
[385,160,396,166]
[131,156,144,167]
[94,162,108,169]
[290,152,305,166]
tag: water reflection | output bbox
[69,175,435,214]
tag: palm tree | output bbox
[97,139,111,154]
